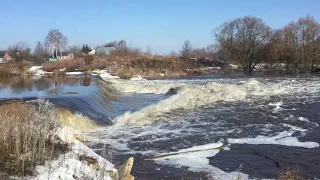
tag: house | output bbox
[96,47,116,55]
[60,52,74,61]
[88,50,96,55]
[0,51,13,63]
[46,52,74,62]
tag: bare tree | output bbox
[214,16,272,75]
[118,40,127,49]
[44,29,67,58]
[168,51,179,57]
[269,15,320,73]
[191,48,207,58]
[286,16,320,71]
[104,41,117,47]
[8,42,31,62]
[206,44,219,59]
[34,41,46,63]
[69,45,81,54]
[58,35,68,58]
[145,45,152,55]
[181,40,192,58]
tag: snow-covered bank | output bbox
[31,126,118,180]
[27,66,85,76]
[92,69,120,79]
[28,108,135,180]
[27,66,52,76]
[32,137,117,180]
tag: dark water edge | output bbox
[210,143,320,179]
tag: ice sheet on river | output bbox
[153,142,249,180]
[228,131,319,148]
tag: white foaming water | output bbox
[113,79,288,126]
[88,77,320,179]
[268,101,285,113]
[298,117,311,122]
[285,115,319,127]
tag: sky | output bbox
[0,0,319,54]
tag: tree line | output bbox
[181,15,320,75]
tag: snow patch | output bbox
[130,75,145,81]
[65,72,83,75]
[27,66,51,76]
[93,69,120,79]
[56,127,80,144]
[32,141,116,180]
[32,127,117,180]
[28,66,43,73]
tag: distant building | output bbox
[48,52,74,61]
[0,51,13,63]
[96,47,116,55]
[88,50,96,55]
[59,52,74,61]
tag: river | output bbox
[0,74,319,179]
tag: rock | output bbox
[79,155,99,170]
[117,157,135,180]
[74,134,88,143]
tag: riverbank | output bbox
[0,62,31,76]
[0,100,134,180]
[0,55,238,79]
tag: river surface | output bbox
[0,74,319,179]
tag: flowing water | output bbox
[0,74,320,179]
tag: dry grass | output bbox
[0,62,30,76]
[181,171,214,180]
[278,170,304,180]
[43,58,85,72]
[117,68,135,79]
[41,55,211,78]
[0,100,68,176]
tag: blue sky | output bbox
[0,0,319,54]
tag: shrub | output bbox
[0,62,30,76]
[0,100,67,176]
[117,68,134,79]
[85,55,94,65]
[278,170,304,180]
[43,58,85,72]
